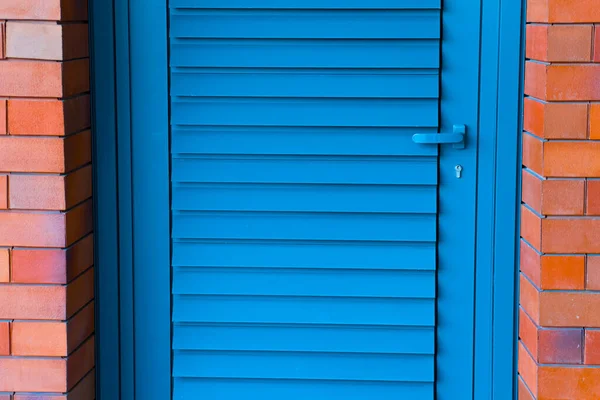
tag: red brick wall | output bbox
[0,1,95,398]
[520,1,600,399]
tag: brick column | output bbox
[0,1,94,398]
[519,1,600,399]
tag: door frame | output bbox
[90,0,525,398]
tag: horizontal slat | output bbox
[173,323,434,354]
[172,211,436,242]
[173,267,435,298]
[173,295,434,326]
[174,378,432,399]
[171,0,441,9]
[170,10,440,39]
[172,240,436,270]
[172,183,436,213]
[171,39,439,69]
[172,97,437,127]
[172,156,437,185]
[171,69,439,98]
[171,126,438,156]
[173,351,434,382]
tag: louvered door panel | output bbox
[170,2,440,399]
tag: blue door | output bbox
[162,0,480,398]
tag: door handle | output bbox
[412,124,466,149]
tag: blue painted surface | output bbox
[170,2,442,399]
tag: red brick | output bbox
[0,249,8,283]
[521,274,540,325]
[0,130,91,173]
[527,63,600,101]
[5,22,88,61]
[11,301,93,357]
[0,22,5,60]
[0,175,7,209]
[11,234,94,284]
[0,335,93,393]
[520,307,538,358]
[521,206,542,251]
[13,370,95,400]
[526,24,593,62]
[0,99,6,135]
[527,0,600,23]
[544,141,600,177]
[540,291,600,327]
[520,240,541,287]
[587,180,600,215]
[522,170,584,215]
[523,98,588,139]
[0,60,89,98]
[542,218,600,253]
[522,133,543,175]
[0,0,88,21]
[0,201,92,248]
[538,327,583,364]
[10,166,93,211]
[518,377,535,400]
[594,26,600,63]
[585,329,600,365]
[0,322,9,356]
[586,256,600,290]
[8,96,90,136]
[0,267,92,320]
[591,103,600,140]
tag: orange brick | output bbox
[544,141,600,177]
[522,133,543,175]
[10,166,93,211]
[11,234,94,284]
[586,256,600,290]
[0,200,92,248]
[0,175,7,209]
[0,322,8,356]
[591,103,600,140]
[538,366,600,399]
[0,267,92,320]
[528,0,600,23]
[11,301,94,357]
[540,291,600,327]
[0,249,8,283]
[527,62,600,101]
[542,218,600,253]
[522,170,584,215]
[8,96,90,136]
[6,22,88,61]
[523,98,588,139]
[526,24,593,62]
[519,342,538,397]
[0,0,88,21]
[521,206,542,251]
[542,255,585,290]
[0,60,89,98]
[0,130,91,173]
[585,329,600,365]
[0,99,6,134]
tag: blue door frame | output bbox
[90,0,524,398]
